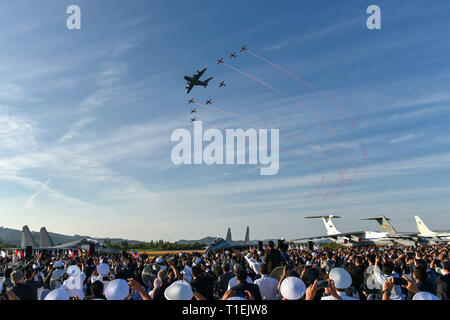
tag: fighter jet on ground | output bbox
[219,81,226,87]
[205,227,252,252]
[184,68,213,94]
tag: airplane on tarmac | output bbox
[414,215,450,243]
[291,215,420,247]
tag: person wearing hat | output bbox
[44,288,71,300]
[104,279,130,300]
[164,281,193,300]
[280,276,307,300]
[321,268,358,300]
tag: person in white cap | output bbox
[63,265,85,300]
[280,277,306,300]
[44,288,71,300]
[164,281,193,300]
[413,291,440,300]
[104,279,130,300]
[321,268,358,300]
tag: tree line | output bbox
[102,239,205,251]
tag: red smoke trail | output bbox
[197,117,326,199]
[221,64,347,199]
[244,50,367,198]
[247,50,343,113]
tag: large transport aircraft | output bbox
[290,215,420,247]
[205,226,253,252]
[5,225,119,255]
[414,215,450,243]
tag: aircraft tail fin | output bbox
[244,226,250,244]
[204,77,213,87]
[39,227,55,247]
[21,225,38,248]
[361,215,398,235]
[226,228,232,243]
[414,216,437,237]
[305,215,341,235]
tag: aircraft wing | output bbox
[186,83,194,94]
[193,69,206,80]
[291,231,367,241]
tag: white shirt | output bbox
[321,291,359,300]
[374,271,403,300]
[183,266,192,282]
[254,275,280,300]
[245,254,261,275]
[227,276,253,290]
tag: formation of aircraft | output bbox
[205,99,212,105]
[219,81,226,87]
[291,215,449,247]
[184,68,213,94]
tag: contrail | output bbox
[242,50,367,198]
[221,64,348,198]
[196,117,327,199]
[247,50,343,113]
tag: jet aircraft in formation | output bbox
[184,68,213,94]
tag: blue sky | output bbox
[0,0,449,241]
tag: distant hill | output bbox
[0,226,142,247]
[0,226,293,248]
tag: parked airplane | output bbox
[7,226,119,255]
[361,215,420,245]
[291,216,417,247]
[205,226,252,252]
[414,215,450,243]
